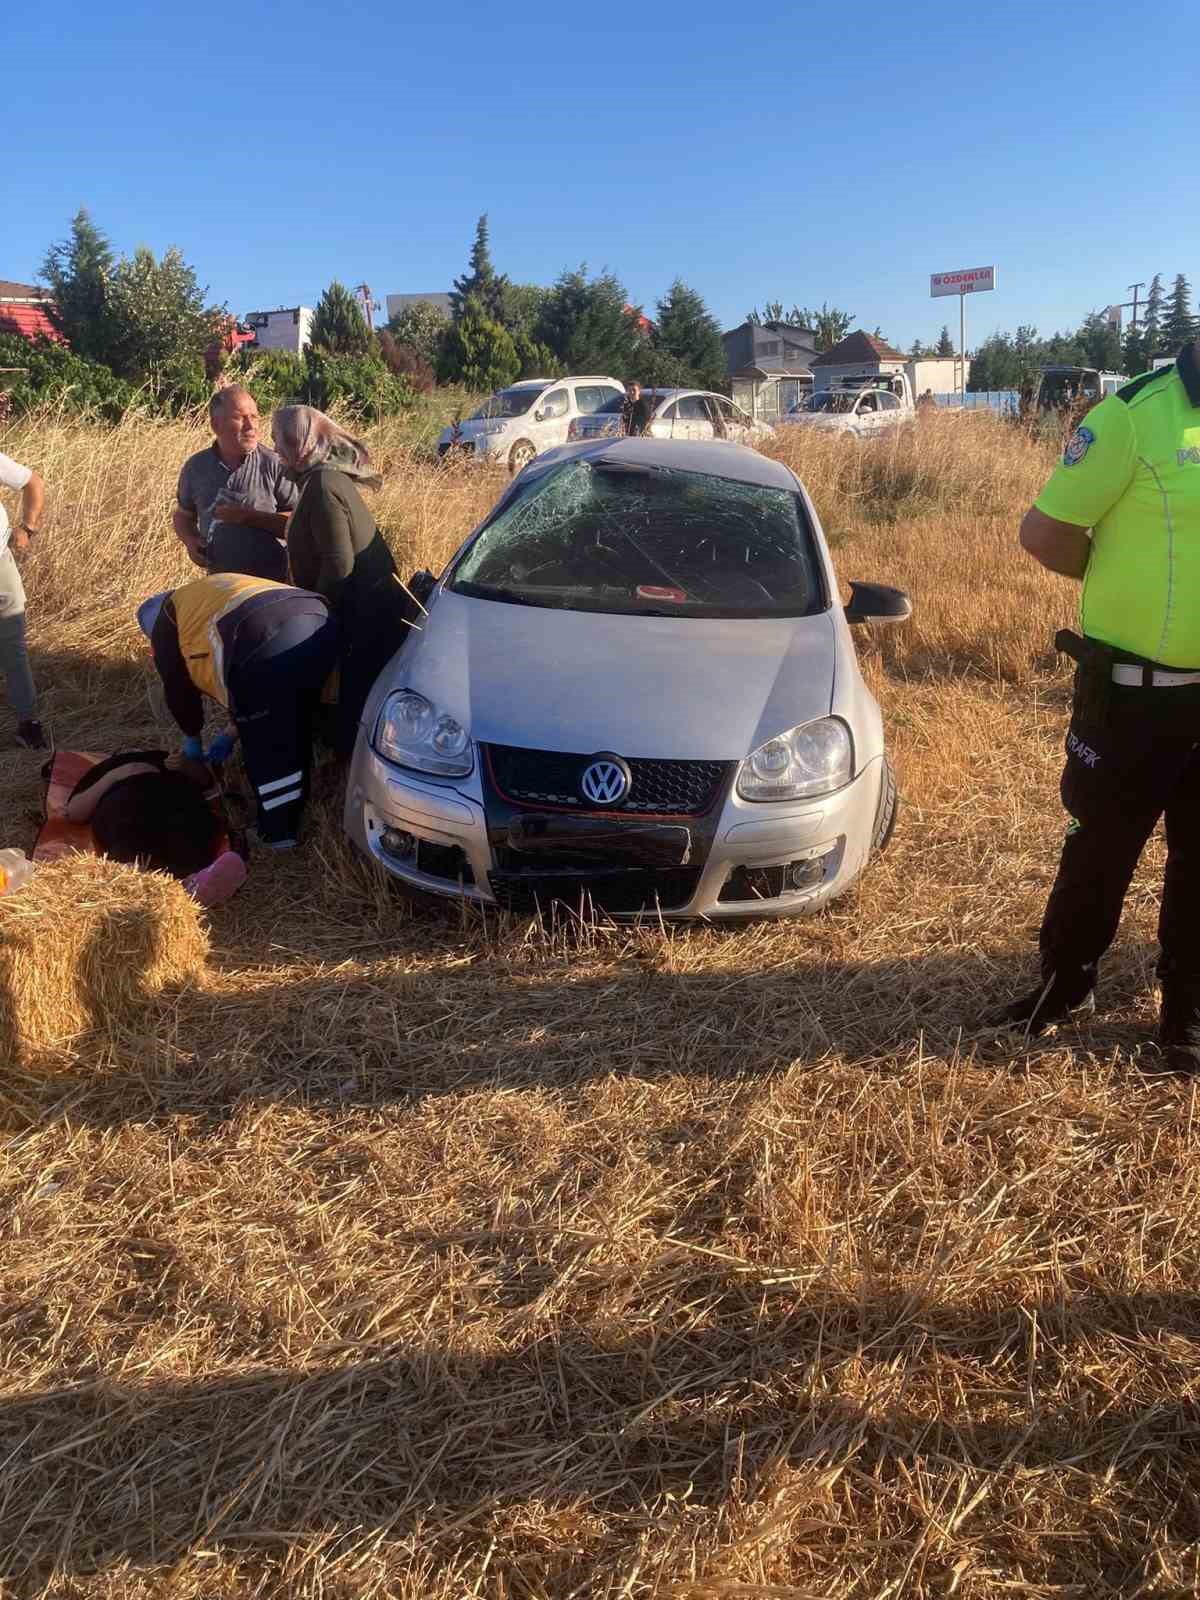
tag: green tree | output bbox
[936,325,954,356]
[1143,273,1165,351]
[40,208,117,364]
[1122,321,1149,377]
[386,300,449,367]
[502,283,548,337]
[795,303,854,353]
[535,267,641,375]
[1078,311,1122,373]
[653,278,725,389]
[512,331,563,380]
[103,244,218,380]
[1162,274,1196,352]
[311,280,372,355]
[449,214,511,324]
[436,306,520,390]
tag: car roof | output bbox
[539,435,800,490]
[504,375,623,389]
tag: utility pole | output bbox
[1125,281,1145,329]
[355,283,377,332]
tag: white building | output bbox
[907,356,971,396]
[244,306,314,354]
[811,332,970,397]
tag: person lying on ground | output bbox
[174,387,298,581]
[271,405,418,756]
[0,449,47,749]
[65,749,246,907]
[139,573,339,850]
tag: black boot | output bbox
[987,963,1097,1035]
[1157,969,1200,1074]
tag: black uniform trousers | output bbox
[1041,687,1200,984]
[226,602,340,844]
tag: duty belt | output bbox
[1111,664,1200,687]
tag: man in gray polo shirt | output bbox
[174,387,298,581]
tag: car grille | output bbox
[489,865,702,916]
[485,745,732,817]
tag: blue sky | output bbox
[5,1,1192,350]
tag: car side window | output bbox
[677,394,711,420]
[597,385,623,408]
[856,394,877,413]
[713,396,736,419]
[878,392,901,411]
[540,389,569,419]
[659,402,678,421]
[574,386,606,415]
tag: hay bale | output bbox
[0,855,209,1063]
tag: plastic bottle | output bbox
[0,848,34,897]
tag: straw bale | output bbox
[0,853,209,1061]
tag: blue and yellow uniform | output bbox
[151,574,338,846]
[1012,342,1200,1060]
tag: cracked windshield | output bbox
[448,459,824,618]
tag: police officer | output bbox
[998,340,1200,1069]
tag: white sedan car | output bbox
[779,387,910,438]
[344,438,909,921]
[568,388,773,446]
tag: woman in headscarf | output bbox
[271,406,416,755]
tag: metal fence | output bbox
[931,390,1019,414]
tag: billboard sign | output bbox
[931,266,996,298]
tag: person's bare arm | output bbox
[1019,506,1091,581]
[173,506,208,567]
[8,470,45,556]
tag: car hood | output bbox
[782,413,854,432]
[389,589,837,760]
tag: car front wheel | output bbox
[509,440,536,473]
[872,755,898,852]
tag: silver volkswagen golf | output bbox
[344,438,910,919]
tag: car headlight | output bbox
[737,717,852,802]
[374,690,474,778]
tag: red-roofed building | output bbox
[0,280,63,343]
[809,329,909,394]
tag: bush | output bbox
[436,310,519,391]
[378,330,435,393]
[299,350,415,422]
[0,334,137,422]
[223,349,308,413]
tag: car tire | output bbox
[872,755,898,853]
[509,440,536,474]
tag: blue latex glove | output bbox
[182,735,204,760]
[204,732,236,765]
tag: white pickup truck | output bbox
[778,371,914,438]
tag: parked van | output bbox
[437,376,625,473]
[1036,366,1124,411]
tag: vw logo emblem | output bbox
[579,754,631,806]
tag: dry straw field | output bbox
[2,405,1198,1599]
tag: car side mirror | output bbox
[533,411,545,423]
[844,581,912,626]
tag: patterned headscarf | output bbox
[271,405,382,488]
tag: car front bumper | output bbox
[345,744,886,920]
